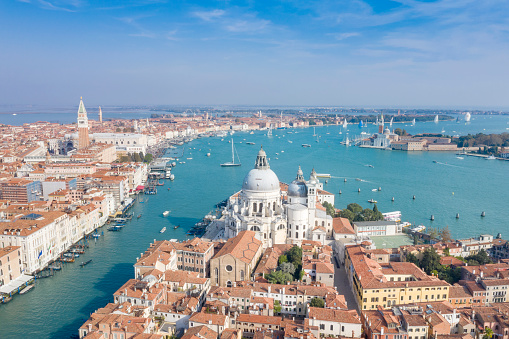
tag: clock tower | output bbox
[77,97,90,149]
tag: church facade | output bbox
[223,147,334,248]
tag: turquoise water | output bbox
[0,116,508,338]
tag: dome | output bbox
[384,128,390,135]
[242,146,280,192]
[288,180,307,197]
[242,168,280,192]
[288,166,307,197]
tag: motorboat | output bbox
[368,199,377,203]
[160,227,167,233]
[163,211,170,216]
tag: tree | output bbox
[337,209,355,223]
[266,270,293,284]
[439,226,452,242]
[466,249,492,265]
[405,253,419,266]
[115,127,121,132]
[279,262,296,275]
[287,246,302,266]
[420,247,441,275]
[274,300,282,314]
[483,327,494,339]
[133,152,142,162]
[322,201,336,217]
[309,297,325,308]
[143,153,153,163]
[347,203,363,214]
[427,227,439,240]
[278,254,288,265]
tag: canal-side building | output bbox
[0,246,22,286]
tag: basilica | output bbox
[223,147,335,248]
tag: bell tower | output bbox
[77,97,90,149]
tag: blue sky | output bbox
[1,0,508,109]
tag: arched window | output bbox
[296,232,299,239]
[303,232,305,238]
[259,203,263,212]
[273,202,275,210]
[240,270,245,281]
[226,281,232,287]
[253,203,257,212]
[322,221,324,226]
[250,226,260,232]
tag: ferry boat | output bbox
[383,211,402,222]
[163,210,170,216]
[221,139,241,167]
[302,144,311,148]
[160,227,167,233]
[410,225,426,233]
[368,199,377,203]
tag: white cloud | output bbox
[192,9,225,22]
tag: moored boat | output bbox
[160,227,167,233]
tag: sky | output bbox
[0,0,509,109]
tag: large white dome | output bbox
[242,146,280,192]
[242,168,280,192]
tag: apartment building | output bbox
[0,178,42,203]
[345,245,450,311]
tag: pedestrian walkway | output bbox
[334,262,359,312]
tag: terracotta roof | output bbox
[182,325,218,339]
[213,230,262,263]
[308,307,361,324]
[189,312,227,326]
[333,217,355,235]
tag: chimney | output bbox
[268,286,271,293]
[209,320,212,324]
[480,271,484,278]
[381,327,384,335]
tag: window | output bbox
[215,268,219,284]
[330,325,333,330]
[240,270,245,281]
[319,324,325,330]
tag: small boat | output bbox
[160,227,167,233]
[456,156,464,160]
[170,174,175,180]
[108,226,122,231]
[368,199,377,203]
[163,210,170,216]
[206,153,211,157]
[174,225,180,230]
[485,155,496,160]
[432,160,437,163]
[288,140,293,143]
[221,138,241,167]
[371,189,377,192]
[302,144,311,148]
[355,178,362,181]
[80,259,92,267]
[20,285,35,294]
[91,233,100,238]
[246,142,255,145]
[167,187,170,190]
[137,214,142,218]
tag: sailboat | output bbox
[221,139,241,167]
[465,112,471,122]
[412,118,416,126]
[359,120,364,128]
[313,127,317,136]
[390,117,393,127]
[342,119,348,128]
[267,125,272,137]
[434,115,439,123]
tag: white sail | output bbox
[343,119,348,128]
[412,118,416,126]
[390,117,393,127]
[465,112,471,122]
[434,115,439,123]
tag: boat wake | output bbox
[433,161,463,168]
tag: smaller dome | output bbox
[384,128,390,135]
[288,180,307,197]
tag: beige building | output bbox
[210,230,263,287]
[0,246,22,286]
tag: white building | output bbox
[223,147,334,248]
[91,133,148,154]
